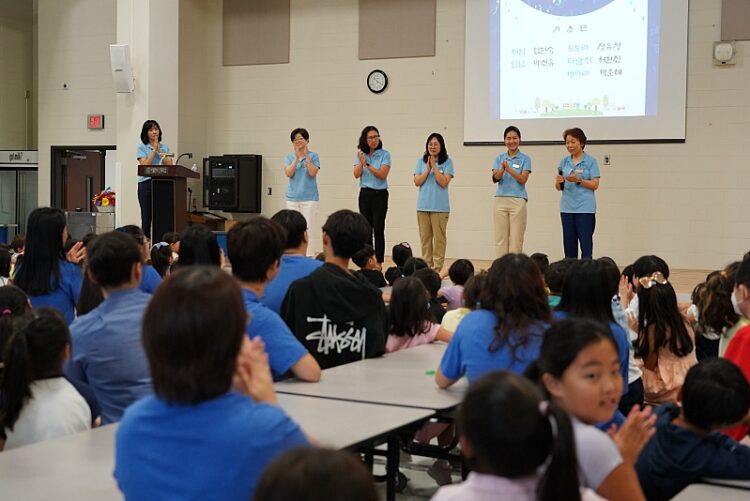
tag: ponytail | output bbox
[0,326,33,431]
[537,401,580,501]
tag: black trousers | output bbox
[358,188,388,263]
[138,180,152,238]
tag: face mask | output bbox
[732,290,743,316]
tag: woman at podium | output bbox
[137,120,173,239]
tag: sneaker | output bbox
[427,460,453,486]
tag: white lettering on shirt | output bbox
[305,315,367,359]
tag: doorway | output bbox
[51,146,115,211]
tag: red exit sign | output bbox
[87,114,105,129]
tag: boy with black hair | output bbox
[352,244,386,288]
[529,252,549,276]
[635,358,750,500]
[413,267,446,323]
[439,259,474,311]
[65,231,153,424]
[544,258,572,308]
[262,209,323,314]
[384,242,413,286]
[281,210,387,369]
[228,217,321,382]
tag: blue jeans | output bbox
[560,212,595,259]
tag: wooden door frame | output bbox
[50,146,115,210]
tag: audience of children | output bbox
[525,318,655,501]
[65,231,153,424]
[352,244,387,288]
[413,267,447,323]
[281,210,387,369]
[432,371,601,501]
[438,259,474,311]
[12,208,84,324]
[436,253,550,388]
[227,217,321,382]
[440,271,486,333]
[6,203,750,501]
[254,448,377,501]
[635,358,750,500]
[262,209,323,314]
[114,266,308,499]
[1,308,91,450]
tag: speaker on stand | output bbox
[204,154,262,213]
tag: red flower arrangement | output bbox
[92,188,116,210]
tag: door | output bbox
[62,150,103,212]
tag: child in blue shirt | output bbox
[115,267,308,500]
[228,217,321,382]
[636,358,750,500]
[436,253,550,388]
[14,208,84,324]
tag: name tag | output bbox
[512,163,521,170]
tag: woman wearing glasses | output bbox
[354,126,391,265]
[137,120,173,239]
[554,127,600,259]
[635,270,697,405]
[284,128,320,255]
[413,133,454,269]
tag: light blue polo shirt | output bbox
[414,157,455,212]
[559,152,600,213]
[354,149,391,190]
[492,151,531,200]
[284,151,320,202]
[136,143,170,183]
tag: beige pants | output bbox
[493,196,527,257]
[417,211,449,268]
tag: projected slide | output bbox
[491,0,657,120]
[464,0,687,143]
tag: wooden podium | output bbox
[138,164,199,241]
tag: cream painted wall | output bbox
[188,0,750,269]
[37,0,117,206]
[33,0,750,269]
[0,1,34,149]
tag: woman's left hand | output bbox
[565,173,579,183]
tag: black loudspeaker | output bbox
[204,154,262,213]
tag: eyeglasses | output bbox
[366,135,380,140]
[638,272,668,289]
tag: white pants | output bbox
[286,200,319,255]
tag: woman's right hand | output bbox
[357,150,367,165]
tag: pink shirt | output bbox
[386,322,440,353]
